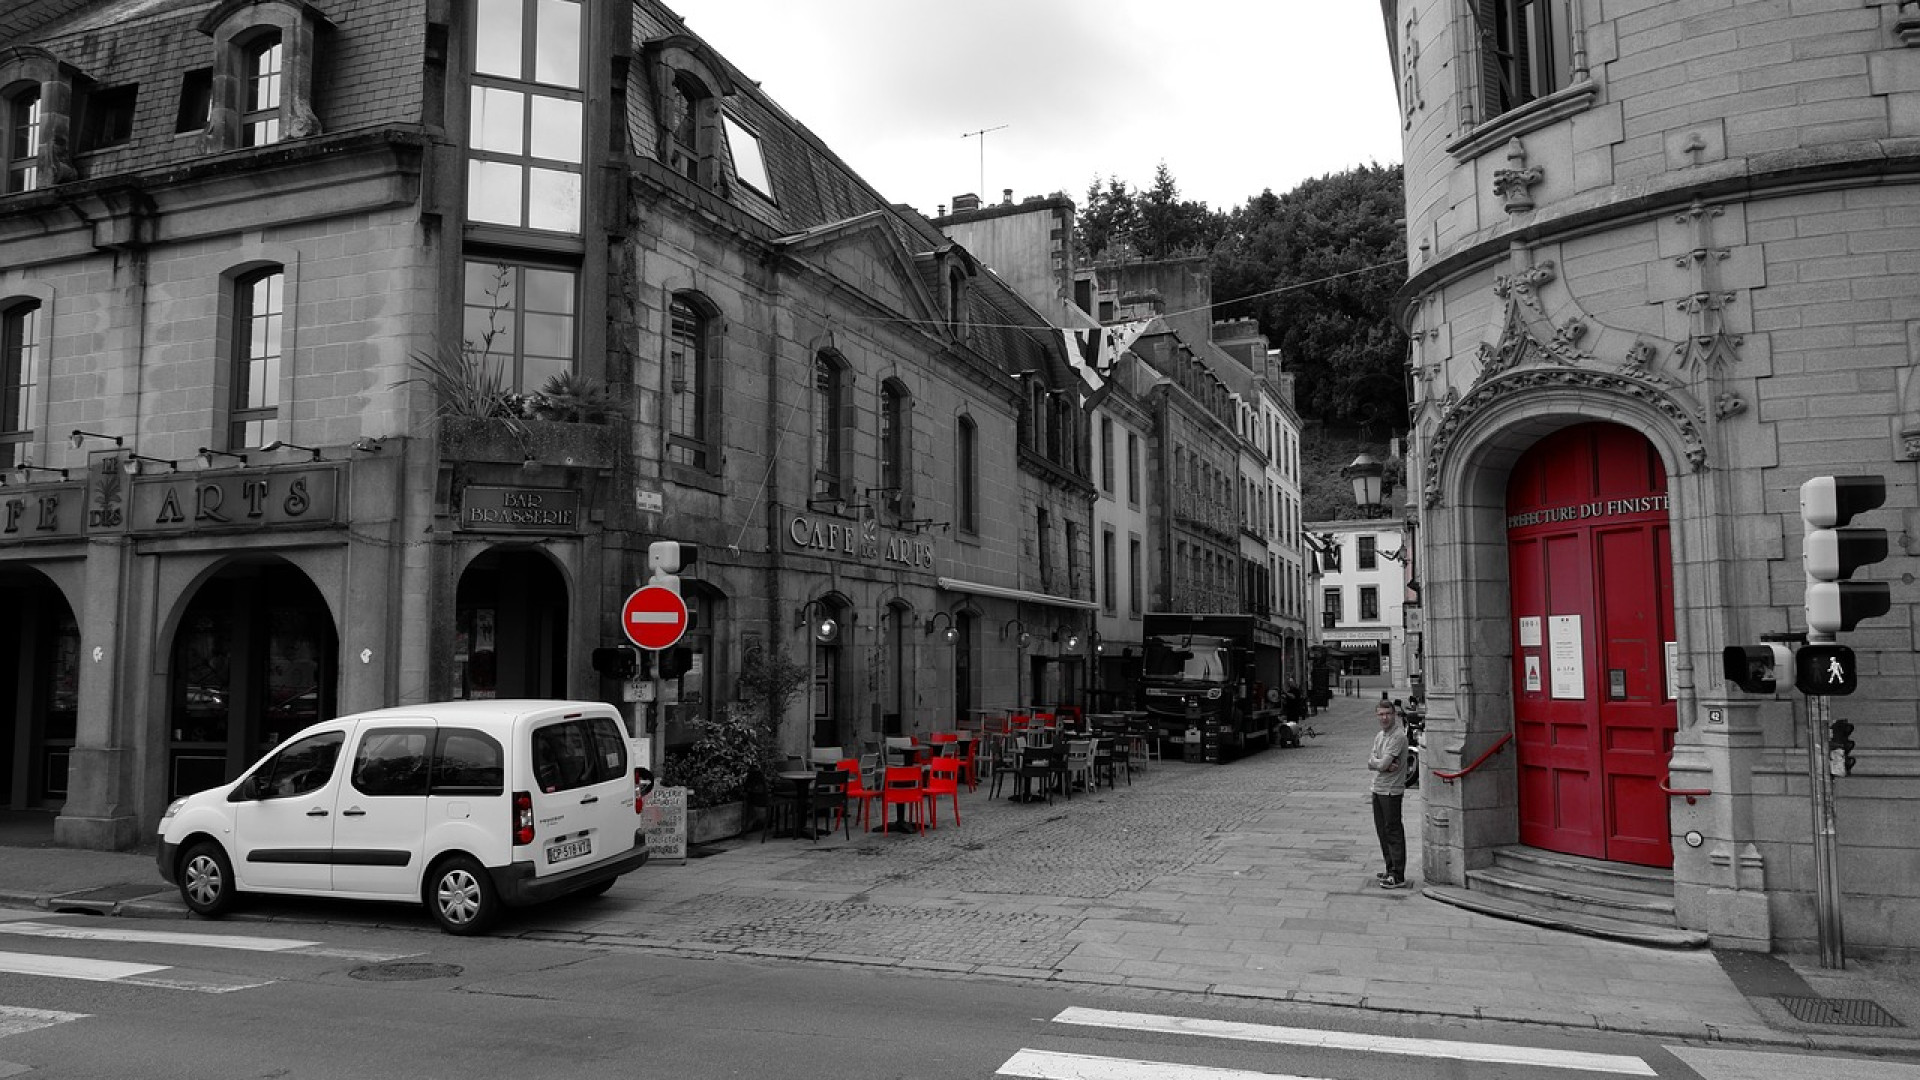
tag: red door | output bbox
[1507,424,1677,867]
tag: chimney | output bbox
[937,204,946,217]
[952,193,981,213]
[1002,188,1013,205]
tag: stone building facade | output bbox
[1386,0,1920,955]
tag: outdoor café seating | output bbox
[835,757,879,832]
[809,766,851,840]
[877,765,927,835]
[923,755,962,827]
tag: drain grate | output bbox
[1775,996,1905,1028]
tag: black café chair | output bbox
[808,766,851,841]
[1015,745,1062,805]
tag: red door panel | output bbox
[1507,424,1677,868]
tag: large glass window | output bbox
[666,295,709,468]
[462,259,576,393]
[811,354,844,500]
[1,300,38,468]
[468,0,583,233]
[241,35,282,147]
[229,269,283,450]
[4,85,40,194]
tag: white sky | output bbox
[664,1,1404,217]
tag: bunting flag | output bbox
[1060,318,1154,393]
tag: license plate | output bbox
[546,837,591,863]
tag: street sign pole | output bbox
[1805,687,1846,969]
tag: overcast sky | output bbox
[664,1,1404,217]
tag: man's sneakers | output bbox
[1379,875,1407,890]
[1375,871,1391,882]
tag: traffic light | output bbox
[1801,475,1891,636]
[1723,643,1791,693]
[1795,643,1858,696]
[657,646,693,680]
[647,540,698,596]
[1828,717,1857,776]
[591,646,642,680]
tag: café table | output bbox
[772,770,817,840]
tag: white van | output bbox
[156,700,652,934]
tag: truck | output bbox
[1137,613,1286,760]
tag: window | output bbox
[880,380,910,516]
[80,85,137,152]
[431,729,505,795]
[1100,417,1114,492]
[241,35,282,147]
[229,269,283,450]
[468,0,584,233]
[352,728,432,797]
[666,295,710,469]
[252,730,343,800]
[1037,508,1052,584]
[1360,585,1380,621]
[177,69,213,134]
[720,113,771,197]
[1478,0,1575,117]
[956,415,977,532]
[1066,520,1081,594]
[530,717,624,794]
[463,259,576,394]
[1126,431,1139,505]
[1323,587,1341,628]
[811,353,846,500]
[1128,536,1142,615]
[4,84,40,193]
[1,300,38,468]
[1358,535,1377,571]
[1101,528,1117,615]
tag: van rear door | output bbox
[522,709,635,877]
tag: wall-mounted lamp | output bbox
[122,453,177,476]
[261,439,322,461]
[196,447,247,468]
[806,495,845,515]
[901,518,950,535]
[69,430,123,449]
[1343,452,1393,519]
[14,463,69,482]
[520,454,542,474]
[1012,369,1039,381]
[1090,631,1105,655]
[795,598,840,644]
[925,610,958,644]
[1053,627,1082,652]
[1001,618,1031,650]
[350,437,384,454]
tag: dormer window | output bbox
[197,0,331,151]
[4,84,41,193]
[642,37,735,194]
[241,35,282,146]
[720,112,771,198]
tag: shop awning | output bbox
[936,577,1099,610]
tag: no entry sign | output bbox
[621,585,688,651]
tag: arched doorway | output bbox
[1506,422,1676,867]
[0,569,78,809]
[167,559,338,799]
[453,547,568,700]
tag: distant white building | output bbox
[1307,518,1409,694]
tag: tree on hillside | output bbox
[1077,175,1138,262]
[1078,163,1219,262]
[1211,163,1408,431]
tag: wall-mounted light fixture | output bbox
[1053,627,1082,652]
[1343,453,1392,519]
[925,610,958,644]
[1090,631,1105,655]
[901,518,950,534]
[806,494,844,515]
[1012,369,1038,381]
[795,598,840,644]
[261,439,322,461]
[122,453,177,476]
[196,447,247,468]
[1001,618,1031,650]
[350,437,384,454]
[69,430,123,449]
[14,463,69,482]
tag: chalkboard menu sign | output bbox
[641,785,688,864]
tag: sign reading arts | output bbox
[3,467,340,543]
[787,511,936,570]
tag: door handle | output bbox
[341,807,366,817]
[306,808,329,817]
[580,795,598,804]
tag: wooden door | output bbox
[1507,424,1677,867]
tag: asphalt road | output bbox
[4,909,1919,1080]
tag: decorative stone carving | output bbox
[1402,9,1423,129]
[1493,137,1544,214]
[1899,0,1920,46]
[1672,200,1745,374]
[1618,339,1677,387]
[1714,391,1747,420]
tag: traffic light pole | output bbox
[1805,689,1846,969]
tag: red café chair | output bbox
[923,756,963,828]
[835,758,880,832]
[955,736,983,791]
[878,765,926,836]
[930,731,960,756]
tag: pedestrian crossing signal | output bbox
[1795,643,1858,696]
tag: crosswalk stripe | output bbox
[1053,1008,1655,1077]
[1666,1046,1920,1080]
[999,1049,1313,1080]
[0,1005,87,1039]
[0,951,167,982]
[0,921,320,952]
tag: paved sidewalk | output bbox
[4,695,1917,1053]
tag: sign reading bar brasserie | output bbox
[787,510,936,570]
[460,485,582,533]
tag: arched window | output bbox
[229,268,284,449]
[1,299,40,467]
[241,33,282,147]
[669,74,703,183]
[4,84,41,193]
[666,294,711,469]
[880,379,910,517]
[811,353,846,500]
[956,415,977,533]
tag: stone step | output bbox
[1424,884,1710,949]
[1466,863,1680,927]
[1489,844,1676,896]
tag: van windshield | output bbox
[1144,636,1230,683]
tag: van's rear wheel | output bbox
[426,856,498,935]
[179,841,238,917]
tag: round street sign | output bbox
[621,585,688,651]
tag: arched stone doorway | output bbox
[0,567,79,809]
[166,558,338,799]
[453,546,569,700]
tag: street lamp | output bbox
[924,610,958,644]
[1343,453,1388,517]
[795,598,840,644]
[69,430,123,449]
[197,447,248,468]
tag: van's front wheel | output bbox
[179,841,238,917]
[425,856,498,935]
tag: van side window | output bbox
[258,730,344,799]
[430,728,503,796]
[351,727,431,797]
[586,716,627,780]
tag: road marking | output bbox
[999,1049,1312,1080]
[0,921,319,952]
[1667,1046,1920,1080]
[1053,1008,1656,1076]
[0,1005,86,1039]
[0,951,166,982]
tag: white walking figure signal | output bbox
[1827,656,1846,683]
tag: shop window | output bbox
[462,259,577,394]
[1,299,39,468]
[956,414,977,533]
[241,34,282,147]
[228,267,284,450]
[720,112,771,198]
[79,85,137,152]
[666,293,714,470]
[811,352,847,501]
[467,0,583,233]
[1360,585,1380,622]
[880,379,911,517]
[4,83,41,193]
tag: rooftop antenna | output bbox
[960,124,1008,202]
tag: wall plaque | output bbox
[459,485,582,533]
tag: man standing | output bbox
[1367,697,1408,889]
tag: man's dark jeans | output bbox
[1372,791,1406,879]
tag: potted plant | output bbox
[661,648,810,840]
